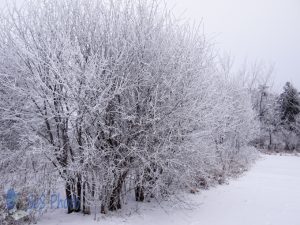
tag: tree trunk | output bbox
[74,174,81,212]
[135,185,145,202]
[65,181,74,214]
[108,182,122,211]
[268,131,272,150]
[101,172,127,213]
[82,181,91,214]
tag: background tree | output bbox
[278,82,300,125]
[277,82,300,150]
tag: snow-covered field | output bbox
[37,154,300,225]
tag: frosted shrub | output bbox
[0,0,258,215]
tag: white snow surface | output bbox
[37,154,300,225]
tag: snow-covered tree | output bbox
[277,82,300,150]
[278,82,300,125]
[0,0,259,218]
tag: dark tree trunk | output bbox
[101,172,127,213]
[285,142,290,151]
[82,181,86,213]
[135,185,145,202]
[108,183,122,211]
[268,132,272,150]
[82,181,91,214]
[65,181,74,214]
[74,175,81,212]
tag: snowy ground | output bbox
[37,154,300,225]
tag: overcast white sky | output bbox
[0,0,299,92]
[165,0,300,92]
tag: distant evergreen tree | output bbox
[278,82,300,126]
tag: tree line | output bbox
[252,81,300,151]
